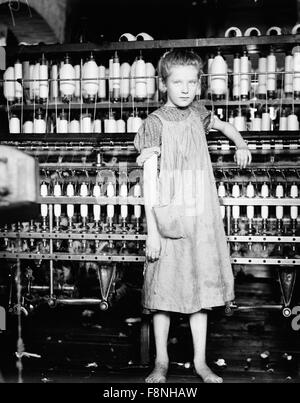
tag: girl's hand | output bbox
[146,234,161,262]
[136,147,160,166]
[234,148,252,169]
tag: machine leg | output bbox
[140,315,151,366]
[278,267,297,317]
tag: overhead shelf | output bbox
[6,34,300,58]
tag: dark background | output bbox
[66,0,298,42]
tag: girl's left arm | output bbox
[212,115,252,169]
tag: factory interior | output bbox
[0,0,300,385]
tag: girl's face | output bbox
[163,65,200,108]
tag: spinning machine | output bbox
[0,37,300,366]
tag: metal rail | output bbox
[6,34,300,56]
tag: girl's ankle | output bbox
[155,359,169,367]
[193,359,207,367]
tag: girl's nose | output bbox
[181,83,189,93]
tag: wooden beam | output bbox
[297,0,300,21]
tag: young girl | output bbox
[134,50,251,383]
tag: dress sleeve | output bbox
[191,100,215,135]
[133,114,162,153]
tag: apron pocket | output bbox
[153,204,186,239]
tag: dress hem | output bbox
[142,298,234,315]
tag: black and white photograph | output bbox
[0,0,300,390]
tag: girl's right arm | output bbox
[143,154,161,261]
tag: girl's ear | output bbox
[196,78,201,95]
[158,77,167,93]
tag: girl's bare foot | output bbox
[145,362,168,383]
[194,363,223,383]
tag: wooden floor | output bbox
[2,366,300,383]
[1,276,300,384]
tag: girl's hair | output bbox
[157,49,203,83]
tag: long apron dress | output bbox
[142,107,235,314]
